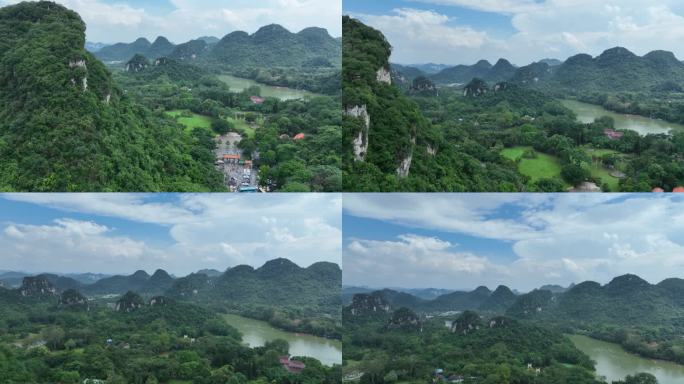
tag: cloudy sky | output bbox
[344,0,684,66]
[0,0,341,43]
[0,194,341,276]
[344,193,684,291]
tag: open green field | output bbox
[501,146,564,182]
[582,146,625,191]
[502,146,622,189]
[589,166,620,191]
[224,116,255,139]
[166,110,213,135]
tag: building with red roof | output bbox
[603,129,624,140]
[223,154,240,164]
[293,133,305,140]
[673,186,684,192]
[279,356,305,374]
[250,96,265,105]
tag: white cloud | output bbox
[351,8,494,65]
[0,0,340,43]
[352,0,684,65]
[344,234,502,288]
[414,0,542,14]
[344,194,684,290]
[0,194,342,275]
[1,219,150,273]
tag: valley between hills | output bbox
[343,274,684,384]
[0,258,342,383]
[343,16,684,192]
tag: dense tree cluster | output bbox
[0,292,339,383]
[0,1,224,192]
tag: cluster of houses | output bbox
[279,355,306,374]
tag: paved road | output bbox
[214,133,258,191]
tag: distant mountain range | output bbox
[393,46,684,93]
[90,25,341,70]
[0,258,341,314]
[347,274,684,330]
[429,58,517,85]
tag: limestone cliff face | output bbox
[348,293,391,316]
[149,296,169,306]
[376,67,392,84]
[396,135,416,178]
[385,307,422,331]
[59,289,89,310]
[451,311,483,335]
[344,105,370,161]
[19,276,57,297]
[115,291,144,312]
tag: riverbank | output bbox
[568,334,684,384]
[218,74,323,100]
[561,99,684,136]
[223,313,342,366]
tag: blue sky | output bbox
[344,0,684,65]
[343,193,684,291]
[0,194,341,276]
[0,0,341,43]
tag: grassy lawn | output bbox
[500,146,528,161]
[519,153,564,182]
[165,110,213,135]
[585,163,620,191]
[501,146,564,182]
[224,116,255,139]
[582,146,624,191]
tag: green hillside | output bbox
[0,1,223,191]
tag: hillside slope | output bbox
[0,1,223,191]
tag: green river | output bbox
[561,99,684,136]
[218,74,321,101]
[222,314,341,366]
[569,334,684,384]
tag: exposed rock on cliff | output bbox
[59,289,89,310]
[115,291,144,312]
[19,276,57,297]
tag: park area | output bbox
[165,110,256,139]
[501,146,625,190]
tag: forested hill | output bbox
[207,24,340,69]
[342,16,533,192]
[352,285,517,313]
[430,58,516,85]
[529,47,684,92]
[2,258,342,316]
[94,36,175,62]
[0,1,223,191]
[432,46,684,93]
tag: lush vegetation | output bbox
[113,49,341,193]
[343,276,677,383]
[343,17,684,192]
[0,259,342,383]
[509,275,684,365]
[0,1,341,192]
[0,288,339,383]
[343,301,606,384]
[0,1,225,192]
